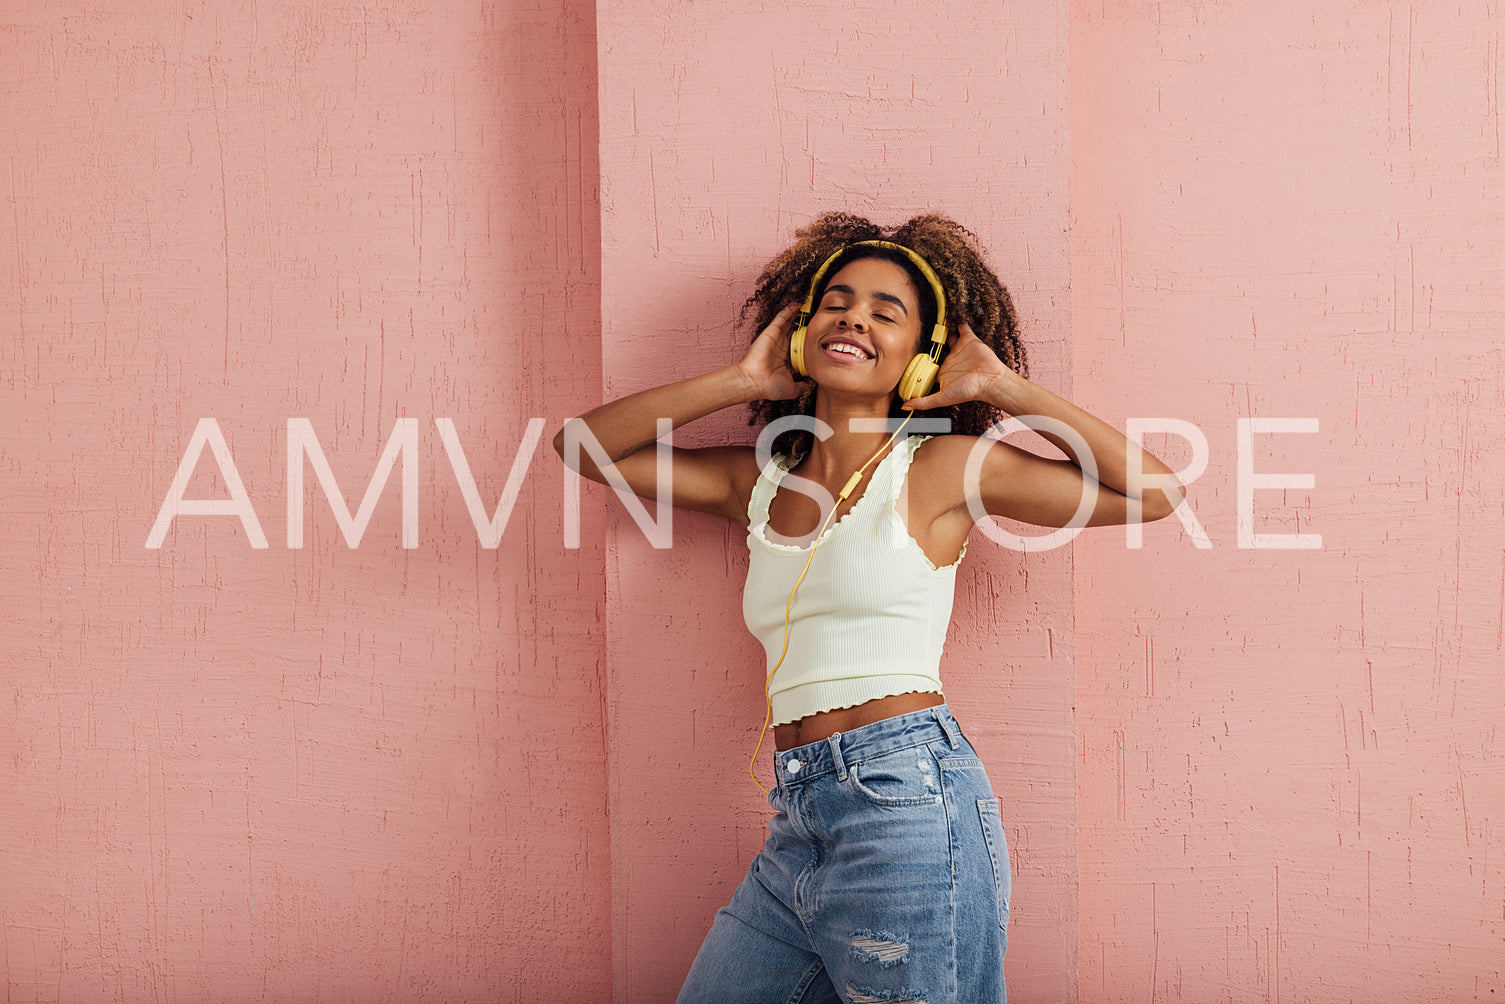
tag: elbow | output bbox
[552,421,587,476]
[1143,481,1186,522]
[553,419,608,484]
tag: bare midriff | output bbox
[773,691,947,751]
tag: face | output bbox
[804,257,924,397]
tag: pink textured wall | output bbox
[1,1,610,1000]
[7,0,1504,1001]
[1073,2,1505,1000]
[594,2,1076,999]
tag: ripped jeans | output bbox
[675,704,1010,1004]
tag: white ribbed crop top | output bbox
[742,434,966,726]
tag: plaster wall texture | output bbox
[3,0,1505,1002]
[1,0,610,1000]
[1072,2,1505,1000]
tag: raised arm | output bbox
[551,304,803,524]
[903,324,1187,528]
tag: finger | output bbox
[901,390,952,412]
[771,303,801,332]
[757,306,794,340]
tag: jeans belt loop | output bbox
[933,706,961,749]
[826,732,847,781]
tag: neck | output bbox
[801,391,910,479]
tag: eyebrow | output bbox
[823,283,910,316]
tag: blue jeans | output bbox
[676,704,1010,1004]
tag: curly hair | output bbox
[741,212,1028,459]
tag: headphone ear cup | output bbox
[898,354,939,402]
[789,323,810,378]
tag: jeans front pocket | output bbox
[976,797,1012,931]
[847,747,946,808]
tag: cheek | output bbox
[897,328,925,360]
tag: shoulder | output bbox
[907,433,988,480]
[909,432,1035,474]
[905,433,1037,513]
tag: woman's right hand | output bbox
[734,304,805,402]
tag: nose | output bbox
[838,307,868,332]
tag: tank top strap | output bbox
[746,453,791,527]
[884,434,932,508]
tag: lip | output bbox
[819,335,874,362]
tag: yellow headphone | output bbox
[788,240,949,402]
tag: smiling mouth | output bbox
[822,339,873,361]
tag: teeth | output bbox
[829,343,868,359]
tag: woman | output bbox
[554,213,1185,1003]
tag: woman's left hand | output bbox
[901,323,1025,413]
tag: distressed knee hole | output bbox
[845,987,928,1004]
[851,931,910,966]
